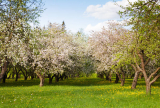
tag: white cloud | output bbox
[84,20,128,33]
[85,21,108,33]
[85,0,138,20]
[84,0,138,34]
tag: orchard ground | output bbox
[1,75,160,108]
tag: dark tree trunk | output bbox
[49,77,53,84]
[55,74,59,82]
[15,73,18,81]
[0,61,8,82]
[98,73,104,79]
[116,67,125,86]
[131,72,139,89]
[2,73,7,83]
[131,73,135,78]
[63,73,68,79]
[35,74,37,78]
[105,73,109,80]
[48,74,54,84]
[31,75,34,80]
[60,74,63,80]
[13,66,21,81]
[109,73,112,82]
[105,72,112,82]
[126,75,128,78]
[24,76,27,80]
[21,67,29,80]
[12,73,15,79]
[115,74,119,83]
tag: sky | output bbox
[38,0,137,35]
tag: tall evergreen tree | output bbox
[62,21,66,31]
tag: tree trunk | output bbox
[0,61,8,82]
[60,74,63,80]
[105,73,109,80]
[2,73,7,83]
[36,72,45,87]
[64,73,68,79]
[55,74,59,82]
[146,81,151,95]
[98,73,104,79]
[134,53,160,95]
[15,73,18,81]
[31,75,34,80]
[120,71,125,86]
[121,80,125,86]
[48,74,54,84]
[105,72,111,82]
[131,72,140,89]
[39,77,45,87]
[49,77,53,84]
[131,73,135,78]
[24,76,27,80]
[35,74,37,78]
[126,75,128,78]
[116,68,125,86]
[109,73,112,82]
[12,73,15,79]
[115,74,119,83]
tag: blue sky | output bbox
[38,0,136,34]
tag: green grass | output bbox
[0,76,160,108]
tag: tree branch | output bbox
[131,64,136,71]
[148,67,160,80]
[135,0,157,9]
[133,54,143,71]
[150,74,160,85]
[144,58,150,66]
[116,72,122,81]
[137,53,145,70]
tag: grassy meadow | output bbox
[0,75,160,108]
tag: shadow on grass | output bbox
[1,77,160,87]
[0,77,113,87]
[0,79,40,87]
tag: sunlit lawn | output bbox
[0,76,160,108]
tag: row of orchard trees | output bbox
[0,0,94,86]
[0,0,159,95]
[0,0,42,81]
[89,0,160,95]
